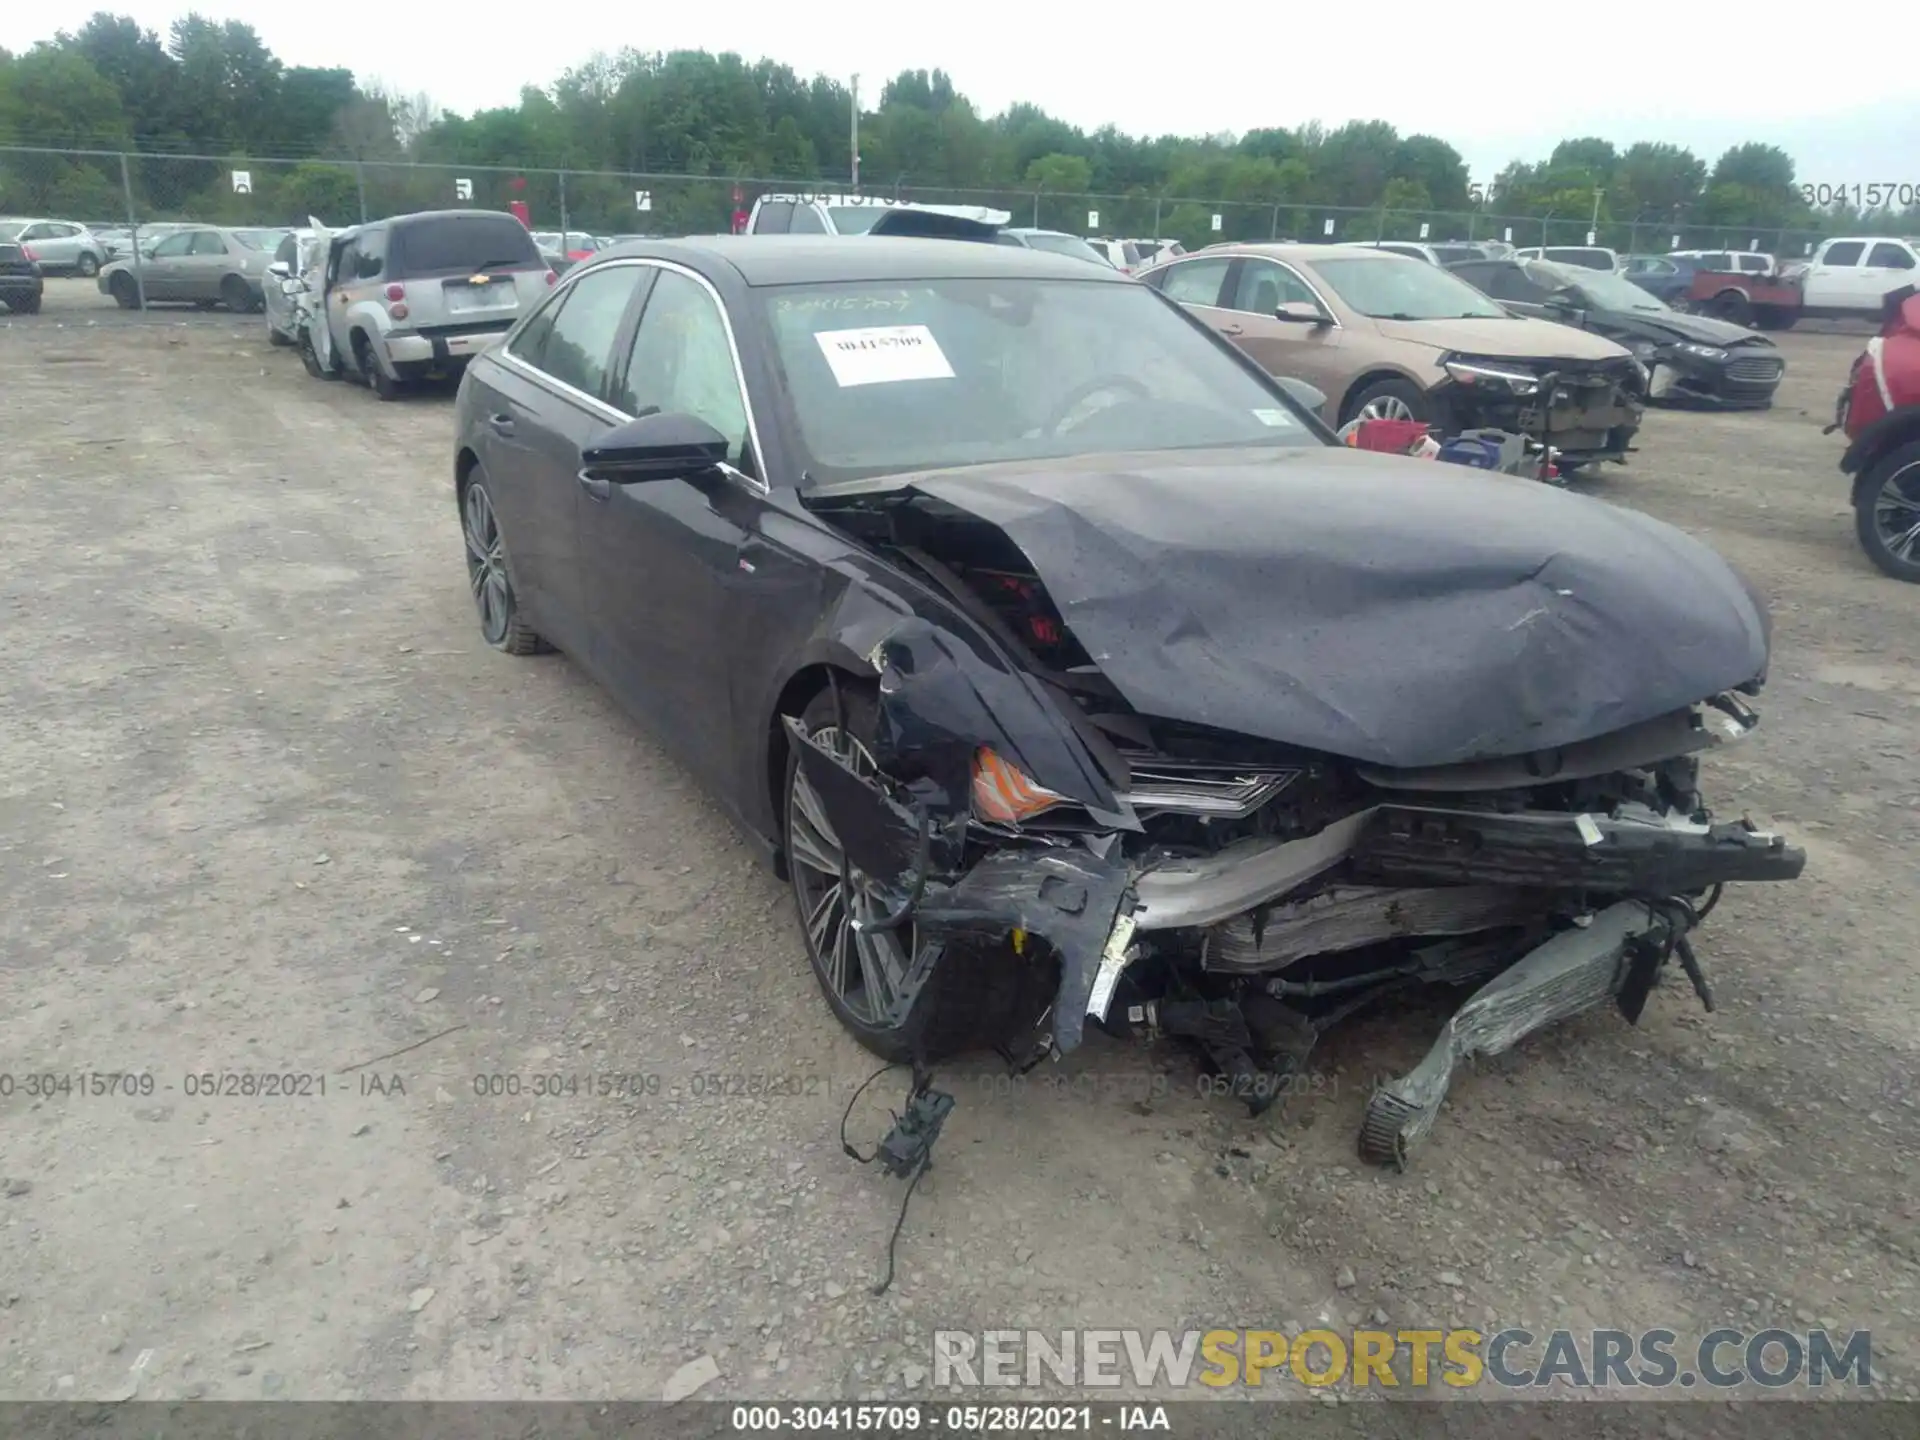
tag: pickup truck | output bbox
[1687,236,1919,329]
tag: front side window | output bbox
[617,270,751,461]
[527,264,647,399]
[150,232,195,258]
[1822,242,1864,267]
[1309,256,1506,320]
[273,234,298,266]
[760,276,1318,483]
[825,206,884,234]
[787,205,828,234]
[753,201,796,234]
[190,231,228,256]
[1227,259,1317,314]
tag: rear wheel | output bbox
[1753,307,1796,332]
[220,275,254,313]
[1341,376,1431,426]
[1707,289,1752,327]
[784,684,1046,1063]
[460,470,548,653]
[109,272,139,310]
[76,252,100,278]
[353,332,402,401]
[1855,440,1920,584]
[10,294,41,315]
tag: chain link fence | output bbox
[1,142,1837,316]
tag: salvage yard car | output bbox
[0,238,44,314]
[0,217,107,276]
[448,234,1803,1166]
[301,209,555,399]
[96,224,285,311]
[1449,256,1785,408]
[1140,243,1646,469]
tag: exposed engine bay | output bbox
[793,459,1804,1168]
[1433,355,1646,466]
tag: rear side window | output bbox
[788,204,827,234]
[1868,243,1915,269]
[528,264,647,400]
[390,215,539,278]
[753,201,795,234]
[1736,254,1767,272]
[353,229,388,278]
[0,243,25,263]
[1822,241,1864,266]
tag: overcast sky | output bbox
[27,1,1914,186]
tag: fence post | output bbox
[1152,195,1162,239]
[118,151,146,312]
[1269,203,1281,240]
[559,170,570,236]
[355,161,368,223]
[1030,190,1040,228]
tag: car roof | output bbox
[591,234,1135,286]
[1190,243,1421,264]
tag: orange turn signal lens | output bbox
[971,747,1068,825]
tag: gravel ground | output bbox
[1,288,1916,1405]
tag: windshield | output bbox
[1312,256,1507,320]
[761,278,1320,482]
[1019,232,1110,265]
[1534,259,1669,312]
[231,228,289,251]
[826,206,885,234]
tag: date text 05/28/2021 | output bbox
[728,1406,1168,1432]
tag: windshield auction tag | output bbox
[814,324,955,387]
[1251,408,1296,427]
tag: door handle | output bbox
[486,412,515,436]
[576,471,612,502]
[1221,322,1244,335]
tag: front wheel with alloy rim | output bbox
[77,253,100,278]
[1855,439,1920,583]
[109,272,139,309]
[1342,376,1431,426]
[461,472,549,653]
[784,685,1048,1063]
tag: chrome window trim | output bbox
[493,257,770,495]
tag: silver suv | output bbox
[305,210,553,399]
[0,218,107,276]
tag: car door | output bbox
[141,231,195,299]
[577,263,761,785]
[1861,242,1918,306]
[264,232,299,332]
[477,262,652,656]
[1214,256,1346,396]
[173,229,228,300]
[324,235,369,360]
[1804,241,1866,308]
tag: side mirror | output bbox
[267,261,291,279]
[1274,376,1327,413]
[1275,299,1329,325]
[581,412,730,484]
[1547,288,1584,312]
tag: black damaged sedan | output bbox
[1451,256,1786,409]
[452,236,1804,1167]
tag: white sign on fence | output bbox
[1418,222,1430,239]
[1323,217,1335,236]
[453,177,473,200]
[1087,210,1099,229]
[1502,227,1512,242]
[1211,214,1222,232]
[1671,234,1680,248]
[635,191,653,212]
[1585,230,1596,245]
[1749,237,1758,250]
[231,170,251,194]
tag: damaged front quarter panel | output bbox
[783,709,1136,1057]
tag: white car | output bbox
[0,217,107,276]
[1512,245,1621,272]
[1800,236,1919,317]
[1089,237,1186,273]
[745,193,1010,235]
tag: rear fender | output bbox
[1842,406,1920,494]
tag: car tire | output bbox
[1341,376,1431,426]
[267,323,291,347]
[108,272,140,310]
[1854,440,1920,584]
[1707,289,1752,327]
[220,275,254,313]
[298,329,334,380]
[352,332,403,401]
[10,295,41,315]
[1753,308,1796,332]
[784,683,1048,1064]
[460,469,550,654]
[77,252,100,278]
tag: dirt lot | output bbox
[2,288,1917,1405]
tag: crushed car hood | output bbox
[813,446,1771,769]
[1606,308,1773,348]
[1371,315,1633,362]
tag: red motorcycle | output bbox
[1830,283,1920,582]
